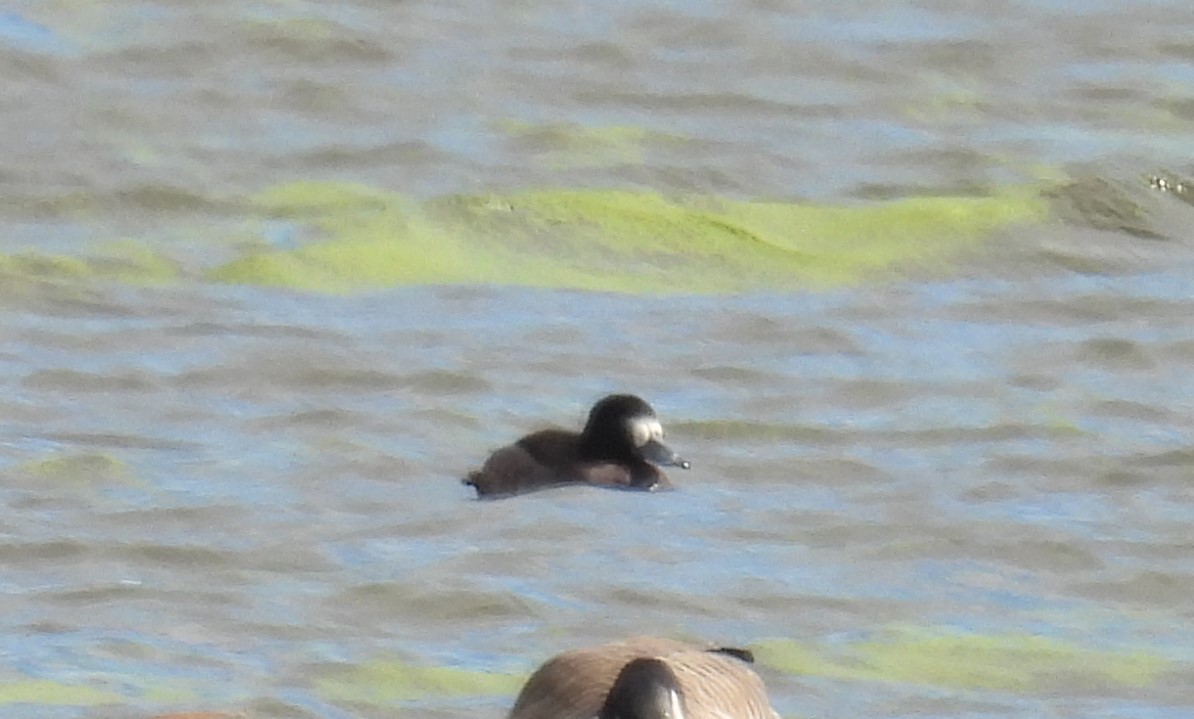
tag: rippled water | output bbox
[3,1,1194,718]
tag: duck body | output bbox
[509,636,780,719]
[465,395,689,498]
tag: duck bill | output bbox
[642,439,690,469]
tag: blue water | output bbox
[3,0,1194,717]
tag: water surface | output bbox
[2,1,1194,718]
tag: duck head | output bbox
[582,394,690,470]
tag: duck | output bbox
[464,394,689,498]
[508,636,780,719]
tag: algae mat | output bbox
[314,657,524,708]
[205,184,1046,293]
[755,628,1172,692]
[0,184,1046,294]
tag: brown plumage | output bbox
[465,395,689,498]
[509,636,780,719]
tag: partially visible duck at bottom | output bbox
[509,636,780,719]
[464,394,690,498]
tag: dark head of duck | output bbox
[463,394,690,498]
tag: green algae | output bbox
[0,679,123,706]
[209,182,494,291]
[14,452,134,486]
[755,628,1170,692]
[91,241,180,284]
[131,683,205,705]
[253,181,395,216]
[0,181,1049,294]
[0,674,216,710]
[315,658,523,707]
[209,182,1047,293]
[904,87,988,124]
[498,120,689,168]
[854,631,1165,690]
[0,252,91,279]
[0,242,178,287]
